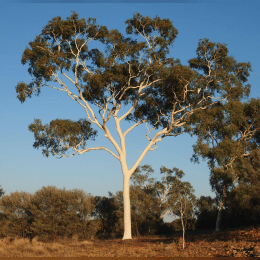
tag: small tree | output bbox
[15,11,252,239]
[160,167,197,249]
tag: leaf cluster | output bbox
[28,118,98,158]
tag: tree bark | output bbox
[181,215,185,249]
[215,185,226,232]
[182,228,185,249]
[122,173,132,240]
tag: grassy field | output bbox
[0,224,259,257]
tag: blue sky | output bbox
[0,2,259,223]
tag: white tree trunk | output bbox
[181,216,186,249]
[111,119,166,240]
[122,173,132,240]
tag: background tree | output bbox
[194,195,219,230]
[90,192,123,239]
[223,148,260,228]
[0,190,35,239]
[162,166,197,249]
[185,97,260,231]
[0,186,96,242]
[15,11,252,239]
[128,164,170,237]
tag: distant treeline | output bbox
[0,176,258,242]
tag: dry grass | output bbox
[0,225,259,257]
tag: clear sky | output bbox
[0,1,259,223]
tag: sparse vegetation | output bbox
[0,225,259,257]
[0,167,258,257]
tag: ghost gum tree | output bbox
[15,11,252,240]
[107,165,168,237]
[185,97,260,231]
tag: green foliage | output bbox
[14,11,251,157]
[0,186,97,241]
[28,118,98,158]
[90,194,123,239]
[188,38,251,99]
[185,96,260,230]
[130,165,198,237]
[129,164,179,237]
[223,148,260,228]
[16,11,109,104]
[125,12,178,53]
[188,97,260,179]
